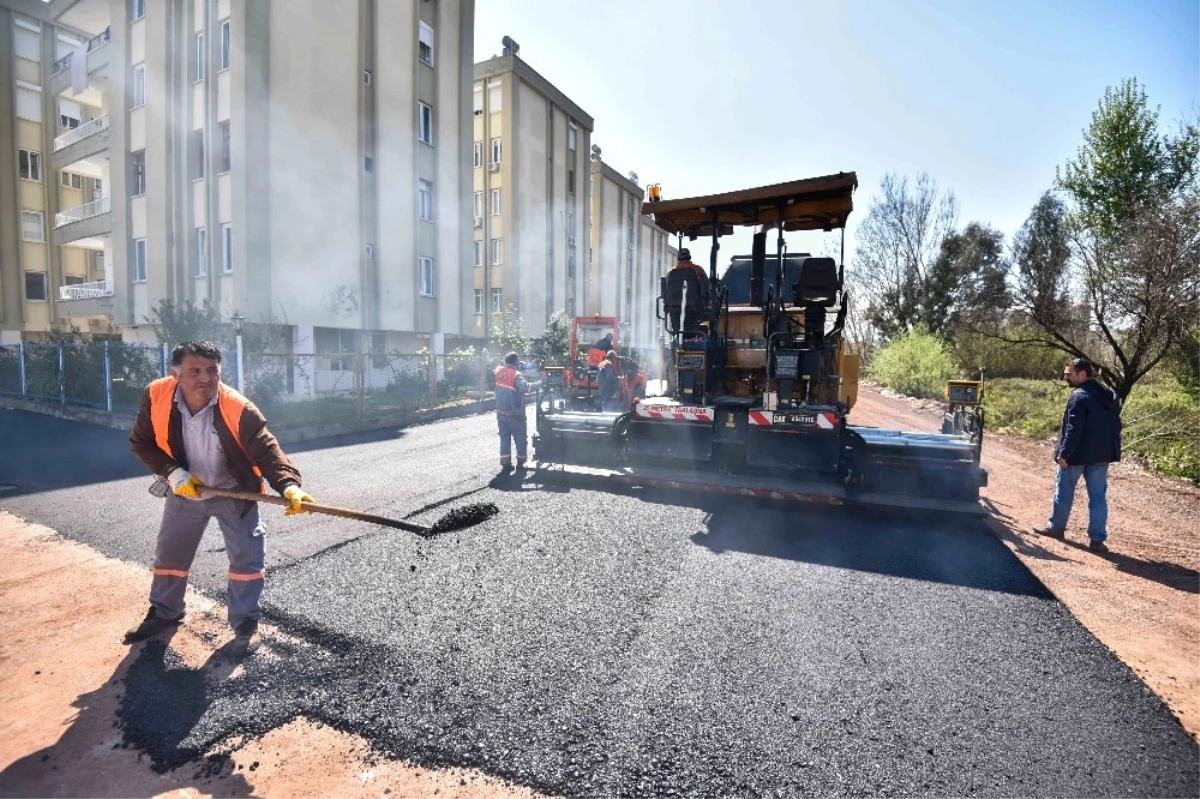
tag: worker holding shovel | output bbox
[126,340,315,652]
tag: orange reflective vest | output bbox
[494,364,522,416]
[148,377,264,489]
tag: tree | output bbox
[146,299,226,349]
[923,222,1009,338]
[853,172,959,339]
[1057,78,1199,242]
[1011,192,1073,325]
[528,311,571,366]
[489,304,529,357]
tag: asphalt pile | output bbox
[429,502,500,534]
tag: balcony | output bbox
[50,27,111,102]
[54,196,111,244]
[52,114,110,170]
[59,279,113,301]
[56,279,114,319]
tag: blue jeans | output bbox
[1048,463,1109,542]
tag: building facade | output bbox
[1,0,475,371]
[586,159,675,359]
[471,45,592,339]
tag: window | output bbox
[491,288,502,314]
[131,0,145,21]
[194,130,205,178]
[14,24,40,62]
[196,228,207,277]
[491,188,501,216]
[488,84,501,113]
[370,333,386,370]
[419,256,434,297]
[365,244,374,258]
[133,238,147,282]
[91,177,104,197]
[132,64,146,107]
[568,251,576,278]
[418,22,434,67]
[219,121,231,173]
[315,327,356,371]
[363,70,372,85]
[60,172,84,189]
[24,272,48,302]
[131,151,146,195]
[473,240,482,267]
[490,137,502,166]
[473,86,483,116]
[364,156,374,173]
[21,211,44,242]
[474,289,484,315]
[219,20,231,70]
[418,179,433,221]
[418,102,432,144]
[59,100,82,129]
[568,122,577,151]
[221,224,232,273]
[15,84,41,122]
[195,33,205,81]
[490,237,501,265]
[19,150,42,182]
[65,274,85,286]
[568,169,575,195]
[473,192,482,220]
[473,141,482,168]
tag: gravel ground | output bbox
[2,406,1197,797]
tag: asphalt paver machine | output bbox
[534,173,987,513]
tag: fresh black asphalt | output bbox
[1,407,1196,797]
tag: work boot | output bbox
[516,459,527,471]
[499,462,514,475]
[1088,540,1110,554]
[1033,524,1065,539]
[124,606,183,644]
[228,619,259,656]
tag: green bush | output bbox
[951,329,1065,380]
[867,327,956,399]
[983,378,1070,439]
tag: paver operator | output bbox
[495,350,529,473]
[671,248,712,310]
[588,332,615,368]
[126,340,315,650]
[1034,357,1122,553]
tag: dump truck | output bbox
[534,173,987,514]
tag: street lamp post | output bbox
[231,311,245,393]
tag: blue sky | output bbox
[475,0,1198,264]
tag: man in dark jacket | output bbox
[1034,358,1122,552]
[127,340,315,651]
[596,350,621,412]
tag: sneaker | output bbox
[124,606,182,644]
[1088,540,1109,554]
[1033,525,1065,539]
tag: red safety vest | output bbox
[148,377,264,490]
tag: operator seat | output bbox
[664,268,706,334]
[792,257,839,307]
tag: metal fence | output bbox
[0,342,504,424]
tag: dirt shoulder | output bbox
[851,383,1200,740]
[0,513,545,799]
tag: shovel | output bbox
[149,478,497,536]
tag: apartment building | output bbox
[1,0,475,375]
[586,158,676,357]
[471,42,592,339]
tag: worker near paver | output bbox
[671,248,711,311]
[588,332,614,367]
[1034,358,1122,553]
[126,340,315,650]
[494,351,528,473]
[596,350,621,412]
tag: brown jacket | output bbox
[129,378,302,497]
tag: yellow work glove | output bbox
[283,485,315,516]
[167,468,204,500]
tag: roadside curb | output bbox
[0,394,521,444]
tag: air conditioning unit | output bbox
[473,216,483,229]
[488,162,500,173]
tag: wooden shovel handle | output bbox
[196,486,432,535]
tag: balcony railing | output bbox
[55,196,111,228]
[54,114,109,152]
[53,27,112,75]
[59,279,114,301]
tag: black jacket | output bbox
[1055,378,1122,465]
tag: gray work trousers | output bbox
[497,412,527,464]
[150,494,266,629]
